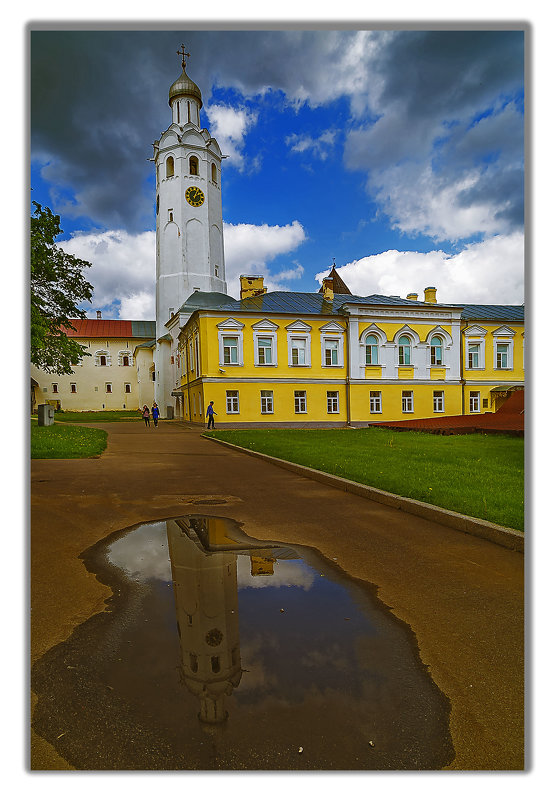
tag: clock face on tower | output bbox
[185,186,205,207]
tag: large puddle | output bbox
[32,516,454,770]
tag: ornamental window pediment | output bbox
[252,319,279,331]
[217,318,245,330]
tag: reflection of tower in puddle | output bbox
[167,517,242,725]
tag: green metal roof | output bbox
[131,320,156,338]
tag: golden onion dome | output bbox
[168,67,203,108]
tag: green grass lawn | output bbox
[206,428,524,531]
[31,419,108,459]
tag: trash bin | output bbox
[38,403,55,427]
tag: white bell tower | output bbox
[153,47,227,412]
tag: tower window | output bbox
[211,163,217,183]
[168,209,174,222]
[189,156,199,175]
[166,156,174,178]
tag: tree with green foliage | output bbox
[31,202,94,374]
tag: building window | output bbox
[166,156,174,178]
[52,383,58,394]
[398,336,411,365]
[257,336,273,365]
[106,383,112,394]
[151,371,156,382]
[124,384,131,394]
[483,398,489,409]
[223,336,239,364]
[168,209,174,222]
[369,391,382,413]
[215,265,219,277]
[70,383,77,393]
[496,343,509,369]
[327,391,339,414]
[123,356,129,366]
[469,391,481,413]
[467,343,481,369]
[430,336,443,365]
[100,355,107,366]
[195,336,200,377]
[226,390,239,414]
[211,163,217,183]
[433,390,444,413]
[402,390,414,413]
[291,338,307,365]
[324,339,339,366]
[365,334,379,365]
[260,390,274,414]
[189,156,199,175]
[294,390,307,414]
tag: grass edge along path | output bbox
[205,428,524,532]
[31,419,108,459]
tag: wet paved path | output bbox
[31,421,524,770]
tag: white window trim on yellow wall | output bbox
[464,326,487,370]
[402,390,414,413]
[492,326,515,370]
[286,320,312,367]
[294,390,307,414]
[369,391,382,413]
[319,321,345,368]
[433,390,445,412]
[425,326,453,369]
[469,391,481,412]
[252,319,279,367]
[260,390,274,414]
[217,318,245,366]
[226,390,240,414]
[327,391,339,414]
[359,324,386,369]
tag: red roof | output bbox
[62,319,134,337]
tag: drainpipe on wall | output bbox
[344,314,352,427]
[460,321,468,415]
[184,336,192,422]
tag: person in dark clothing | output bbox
[142,405,150,427]
[151,402,160,427]
[206,401,217,429]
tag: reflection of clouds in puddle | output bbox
[106,523,172,582]
[300,643,351,673]
[235,635,280,693]
[236,555,315,591]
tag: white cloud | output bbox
[286,129,337,161]
[315,232,524,305]
[59,229,156,319]
[223,220,307,298]
[204,103,258,169]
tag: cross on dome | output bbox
[177,44,190,69]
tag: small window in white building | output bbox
[166,156,174,178]
[151,371,156,382]
[324,339,339,366]
[212,163,217,183]
[261,390,274,414]
[215,265,219,277]
[496,343,509,369]
[226,390,239,413]
[433,390,444,413]
[52,383,58,394]
[124,384,131,394]
[294,390,307,414]
[257,337,273,365]
[430,336,443,365]
[106,383,112,394]
[168,209,174,222]
[327,391,339,414]
[469,391,481,412]
[70,383,77,394]
[291,338,307,365]
[468,343,480,369]
[189,156,199,175]
[402,390,414,413]
[370,391,382,413]
[365,335,379,365]
[398,336,412,365]
[223,336,239,364]
[100,355,107,366]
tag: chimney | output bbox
[406,292,418,301]
[96,310,102,319]
[240,275,267,300]
[322,277,334,302]
[424,286,437,304]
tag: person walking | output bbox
[206,401,217,429]
[151,402,160,428]
[142,405,150,427]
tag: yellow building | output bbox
[172,276,524,428]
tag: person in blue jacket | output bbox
[206,401,217,429]
[151,402,160,427]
